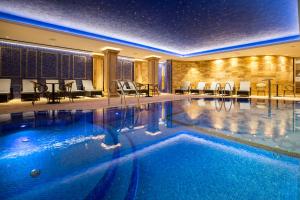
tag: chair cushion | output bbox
[0,79,11,93]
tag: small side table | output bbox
[47,83,60,104]
[145,84,152,97]
[263,79,273,99]
[273,83,281,97]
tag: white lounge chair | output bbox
[117,80,137,95]
[82,80,102,97]
[64,80,85,100]
[256,82,266,96]
[237,81,251,96]
[190,82,206,94]
[21,79,40,101]
[205,81,220,95]
[0,79,11,102]
[175,81,190,94]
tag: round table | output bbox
[262,79,273,99]
[47,83,60,104]
[272,83,281,97]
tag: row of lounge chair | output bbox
[175,81,250,96]
[43,79,102,103]
[0,78,159,103]
[116,80,150,96]
[0,79,102,102]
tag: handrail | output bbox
[224,99,234,112]
[214,99,223,112]
[214,98,234,112]
[222,82,233,96]
[130,80,140,106]
[215,82,222,96]
[110,80,140,106]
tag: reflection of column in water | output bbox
[165,101,173,128]
[249,117,258,135]
[268,99,272,118]
[102,108,123,146]
[161,102,165,121]
[146,103,160,134]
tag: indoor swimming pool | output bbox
[0,98,299,200]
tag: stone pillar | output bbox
[103,49,120,96]
[146,57,160,85]
[92,55,104,90]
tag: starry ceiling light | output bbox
[0,0,299,57]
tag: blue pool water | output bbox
[0,98,300,199]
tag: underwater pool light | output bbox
[30,169,41,178]
[21,137,30,142]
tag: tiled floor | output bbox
[0,94,187,114]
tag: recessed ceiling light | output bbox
[133,58,145,62]
[92,52,104,56]
[101,46,122,51]
[145,55,161,59]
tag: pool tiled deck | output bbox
[0,94,299,114]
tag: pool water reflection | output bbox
[0,98,300,199]
[173,98,300,155]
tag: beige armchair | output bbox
[256,82,266,96]
[283,84,295,97]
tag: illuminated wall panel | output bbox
[0,42,92,97]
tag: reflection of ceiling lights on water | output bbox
[1,134,105,159]
[21,137,30,142]
[159,118,165,125]
[145,131,162,136]
[100,142,121,150]
[91,135,105,140]
[134,126,145,130]
[183,101,202,120]
[119,125,145,133]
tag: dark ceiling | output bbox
[0,0,299,56]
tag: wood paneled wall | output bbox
[172,56,294,94]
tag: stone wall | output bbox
[172,56,294,95]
